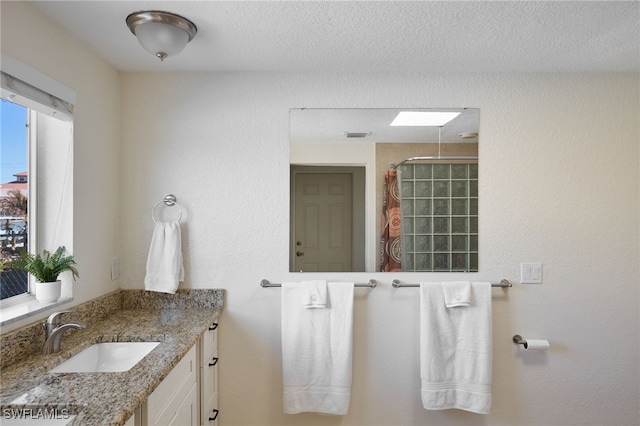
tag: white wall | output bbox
[1,2,121,330]
[120,72,639,425]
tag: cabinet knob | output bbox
[209,357,219,367]
[209,409,219,421]
[209,323,218,331]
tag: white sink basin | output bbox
[50,342,160,373]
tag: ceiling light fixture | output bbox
[390,111,460,127]
[126,11,197,61]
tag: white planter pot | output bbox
[35,280,61,303]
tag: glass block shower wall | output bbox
[399,163,478,272]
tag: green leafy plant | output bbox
[11,246,79,283]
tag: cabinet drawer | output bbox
[147,345,197,426]
[203,406,219,426]
[201,323,217,359]
[202,347,218,402]
[202,379,218,425]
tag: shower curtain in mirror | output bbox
[380,170,402,272]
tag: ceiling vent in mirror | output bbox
[459,132,479,139]
[344,132,372,138]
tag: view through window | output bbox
[0,99,29,300]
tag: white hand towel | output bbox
[442,281,471,308]
[144,221,184,294]
[281,282,354,415]
[301,280,327,309]
[420,281,492,414]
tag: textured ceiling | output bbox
[30,1,640,73]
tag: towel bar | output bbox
[260,279,377,288]
[392,279,511,288]
[152,194,183,223]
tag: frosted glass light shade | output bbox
[135,22,190,59]
[126,11,197,61]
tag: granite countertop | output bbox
[0,307,220,425]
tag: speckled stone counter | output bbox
[0,289,223,425]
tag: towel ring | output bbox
[152,194,183,223]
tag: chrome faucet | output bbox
[42,310,86,355]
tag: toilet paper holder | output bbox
[512,335,527,346]
[512,334,550,350]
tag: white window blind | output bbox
[0,53,75,121]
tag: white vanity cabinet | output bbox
[200,322,219,425]
[128,321,219,426]
[143,345,199,426]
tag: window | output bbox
[0,100,29,301]
[0,53,76,322]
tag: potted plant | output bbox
[11,246,79,302]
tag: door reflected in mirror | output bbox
[290,108,478,273]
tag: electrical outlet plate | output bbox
[521,262,542,284]
[111,257,119,281]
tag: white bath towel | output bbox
[420,281,492,414]
[281,282,354,415]
[144,221,184,294]
[442,281,471,308]
[301,280,327,309]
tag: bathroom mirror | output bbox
[290,108,478,272]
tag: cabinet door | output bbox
[147,346,197,426]
[169,382,198,426]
